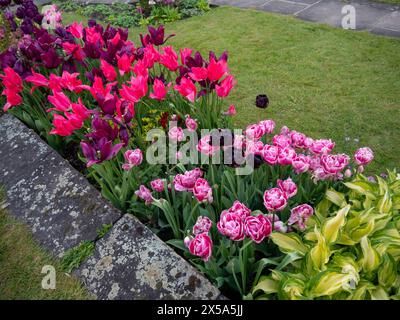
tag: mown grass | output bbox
[65,6,400,173]
[0,192,91,299]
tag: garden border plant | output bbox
[1,0,399,300]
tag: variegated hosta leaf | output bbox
[322,205,350,244]
[344,181,377,200]
[270,232,308,255]
[360,236,381,273]
[252,276,278,295]
[349,219,375,243]
[378,254,397,289]
[347,281,375,300]
[369,287,390,300]
[377,189,393,214]
[325,189,347,208]
[278,277,306,300]
[309,270,354,298]
[310,227,330,271]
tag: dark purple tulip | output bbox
[117,28,128,42]
[4,10,17,31]
[40,48,62,69]
[33,13,43,24]
[0,48,17,69]
[85,67,103,84]
[119,127,129,147]
[103,25,117,41]
[81,138,123,167]
[55,27,75,42]
[98,95,117,115]
[255,94,269,109]
[209,50,228,62]
[83,42,102,59]
[15,6,25,19]
[88,19,97,28]
[87,116,119,142]
[62,59,77,73]
[13,0,23,4]
[185,51,203,68]
[20,18,33,34]
[148,25,175,46]
[0,0,11,7]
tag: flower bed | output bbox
[1,0,400,300]
[58,0,211,28]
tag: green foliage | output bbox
[0,13,11,53]
[252,170,400,300]
[178,0,209,18]
[60,241,95,273]
[96,223,113,239]
[58,0,82,12]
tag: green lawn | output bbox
[0,192,90,299]
[65,7,400,173]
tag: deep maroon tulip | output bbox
[255,94,269,109]
[83,42,102,59]
[20,18,33,34]
[40,48,62,69]
[0,0,11,7]
[185,51,204,68]
[81,138,123,167]
[209,50,228,62]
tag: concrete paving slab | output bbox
[261,0,308,15]
[76,214,222,300]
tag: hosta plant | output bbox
[251,170,400,300]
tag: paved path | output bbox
[211,0,400,38]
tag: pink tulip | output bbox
[228,201,251,220]
[117,53,134,76]
[288,204,314,230]
[273,134,292,148]
[160,46,179,71]
[67,21,83,39]
[320,154,349,175]
[150,179,166,192]
[223,104,236,116]
[233,135,245,149]
[150,79,170,101]
[168,126,184,142]
[174,77,197,103]
[185,116,198,132]
[197,135,220,156]
[263,188,288,212]
[244,214,272,244]
[259,120,275,135]
[290,131,306,148]
[189,67,208,82]
[245,124,264,140]
[122,149,143,170]
[277,178,297,198]
[173,168,203,192]
[354,147,374,165]
[187,233,213,262]
[262,144,279,165]
[100,59,117,82]
[216,75,236,97]
[62,42,85,61]
[292,154,311,174]
[277,147,296,166]
[217,210,245,241]
[310,139,335,155]
[25,70,49,93]
[193,178,213,204]
[180,47,193,64]
[266,214,287,233]
[246,140,264,156]
[207,58,228,82]
[135,185,153,205]
[193,216,212,235]
[280,126,290,136]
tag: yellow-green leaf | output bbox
[325,189,347,207]
[270,232,308,255]
[322,205,350,244]
[360,236,381,273]
[252,277,278,295]
[310,227,330,271]
[310,271,353,297]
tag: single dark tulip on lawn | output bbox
[255,94,269,109]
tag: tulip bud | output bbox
[357,165,364,173]
[344,169,352,178]
[255,94,269,109]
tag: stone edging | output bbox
[0,114,222,300]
